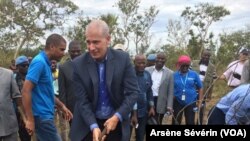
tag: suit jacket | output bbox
[69,48,139,141]
[58,59,76,113]
[192,60,215,98]
[145,66,174,114]
[0,67,21,136]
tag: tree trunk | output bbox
[14,38,26,59]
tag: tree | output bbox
[66,14,91,52]
[217,29,250,66]
[186,30,202,59]
[161,44,186,70]
[166,19,191,51]
[100,14,125,47]
[66,13,124,51]
[116,0,139,52]
[181,3,230,57]
[116,0,159,54]
[0,0,78,58]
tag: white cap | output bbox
[113,44,127,51]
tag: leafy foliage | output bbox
[65,13,123,51]
[100,14,125,47]
[166,19,191,50]
[217,29,250,67]
[162,45,187,70]
[181,3,230,57]
[0,0,78,58]
[116,0,159,54]
[66,14,91,52]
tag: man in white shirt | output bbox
[220,48,249,88]
[145,52,174,124]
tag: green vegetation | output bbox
[0,0,78,59]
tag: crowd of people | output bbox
[1,19,250,141]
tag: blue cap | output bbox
[147,54,156,61]
[15,55,29,65]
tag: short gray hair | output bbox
[86,19,110,37]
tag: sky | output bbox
[70,0,250,51]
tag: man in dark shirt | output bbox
[131,54,155,141]
[59,40,82,116]
[15,56,31,141]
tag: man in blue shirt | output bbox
[130,54,155,141]
[22,34,73,141]
[207,84,250,125]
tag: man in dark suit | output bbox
[58,40,82,116]
[57,40,82,140]
[69,20,139,141]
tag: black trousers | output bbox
[153,96,164,124]
[83,119,122,141]
[16,111,31,141]
[207,106,225,125]
[172,99,196,125]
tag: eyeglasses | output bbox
[19,64,29,68]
